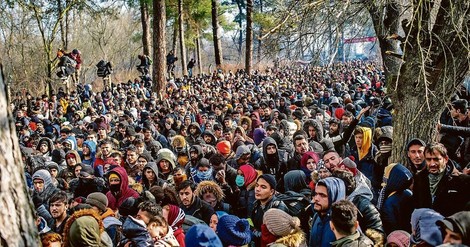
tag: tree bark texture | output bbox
[140,0,151,56]
[211,0,223,68]
[178,0,187,76]
[0,64,39,246]
[152,0,167,99]
[368,0,470,162]
[196,30,202,74]
[245,0,253,74]
[172,22,178,55]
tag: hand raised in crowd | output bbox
[215,170,226,184]
[356,106,371,119]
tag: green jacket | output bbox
[331,231,374,247]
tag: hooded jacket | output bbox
[256,137,288,191]
[269,231,307,247]
[65,150,83,165]
[310,177,346,247]
[378,164,413,234]
[239,116,252,132]
[186,122,202,146]
[156,150,177,183]
[201,130,217,146]
[37,137,54,158]
[106,167,139,210]
[141,162,166,190]
[81,140,97,167]
[438,211,470,245]
[186,145,203,180]
[32,169,59,226]
[410,208,444,246]
[303,119,335,152]
[184,224,223,247]
[62,208,112,247]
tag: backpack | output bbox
[274,191,311,216]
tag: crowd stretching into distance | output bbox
[12,57,470,247]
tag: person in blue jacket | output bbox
[310,177,346,247]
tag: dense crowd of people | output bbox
[12,60,470,247]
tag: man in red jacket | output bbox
[106,167,139,211]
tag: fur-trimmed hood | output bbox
[239,116,252,131]
[303,119,324,141]
[62,208,104,247]
[269,231,307,247]
[194,180,225,202]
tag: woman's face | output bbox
[159,160,170,172]
[318,168,331,179]
[209,214,218,232]
[306,158,317,171]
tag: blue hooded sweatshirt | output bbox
[310,177,346,247]
[81,140,96,167]
[185,224,222,247]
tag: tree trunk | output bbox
[368,0,470,162]
[236,0,243,61]
[58,0,66,49]
[172,22,178,55]
[178,0,187,76]
[211,0,223,68]
[64,0,70,50]
[140,0,151,56]
[0,64,39,246]
[245,0,253,74]
[152,0,167,100]
[196,29,202,75]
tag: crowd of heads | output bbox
[12,60,470,246]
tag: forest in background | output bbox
[0,0,378,96]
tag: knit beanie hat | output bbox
[86,192,108,212]
[257,174,276,190]
[217,215,252,246]
[335,108,345,119]
[109,173,120,181]
[216,141,231,155]
[386,230,411,247]
[263,208,299,237]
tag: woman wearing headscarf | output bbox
[300,151,320,184]
[234,164,258,218]
[377,163,413,234]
